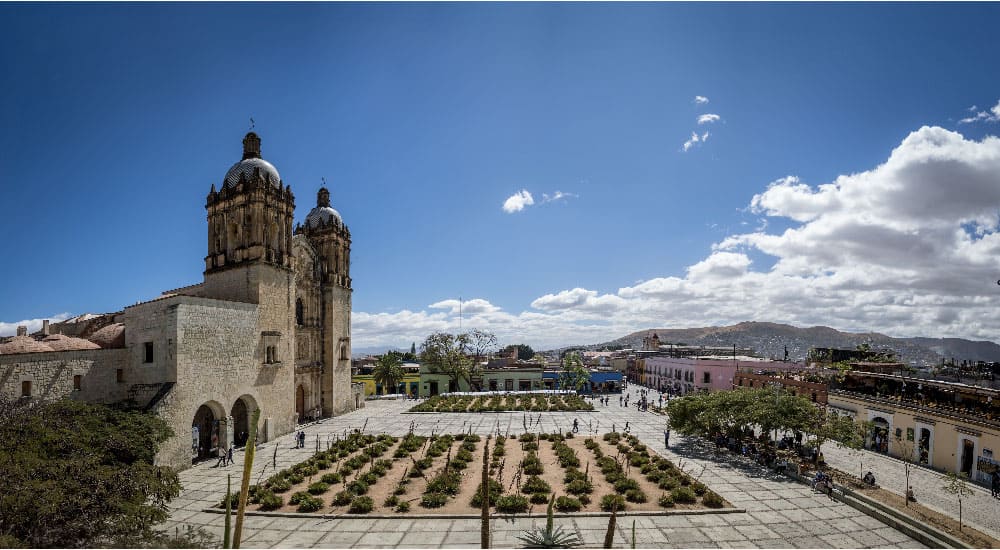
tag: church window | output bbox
[144,342,154,363]
[73,375,82,391]
[21,381,31,397]
[295,298,304,326]
[340,342,348,360]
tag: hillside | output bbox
[589,322,1000,366]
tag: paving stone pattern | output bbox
[162,386,925,548]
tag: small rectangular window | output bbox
[116,369,124,383]
[73,375,82,391]
[144,342,154,363]
[21,381,31,397]
[703,372,711,384]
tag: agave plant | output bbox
[517,495,584,548]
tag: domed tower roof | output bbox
[304,187,343,229]
[223,132,282,188]
[0,335,54,355]
[88,323,126,349]
[41,334,101,351]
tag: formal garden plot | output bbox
[409,393,594,413]
[220,431,729,515]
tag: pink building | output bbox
[643,355,804,395]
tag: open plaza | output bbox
[157,383,1000,548]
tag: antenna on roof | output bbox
[249,117,255,131]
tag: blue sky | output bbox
[3,3,1000,350]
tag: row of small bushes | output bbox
[410,394,594,413]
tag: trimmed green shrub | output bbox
[384,495,399,507]
[658,494,675,508]
[269,478,292,493]
[625,489,647,503]
[360,472,378,485]
[347,480,368,495]
[496,494,529,514]
[521,475,551,495]
[307,482,329,495]
[420,492,449,508]
[578,494,591,506]
[566,478,593,495]
[289,491,310,505]
[614,478,640,494]
[349,496,374,514]
[332,491,353,506]
[395,501,411,513]
[691,482,708,496]
[470,478,504,507]
[600,494,626,512]
[529,492,548,504]
[671,487,696,504]
[702,491,725,508]
[554,496,582,512]
[320,473,341,484]
[297,495,323,512]
[258,492,283,511]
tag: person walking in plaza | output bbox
[664,429,670,448]
[226,444,234,466]
[992,470,1000,498]
[572,418,579,433]
[214,446,226,467]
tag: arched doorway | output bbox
[919,428,931,465]
[871,417,890,454]
[295,385,305,424]
[192,401,224,463]
[231,395,258,448]
[960,439,975,475]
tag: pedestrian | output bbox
[992,470,1000,498]
[624,421,630,434]
[664,429,670,448]
[573,419,579,433]
[214,446,226,467]
[226,444,234,466]
[619,395,623,407]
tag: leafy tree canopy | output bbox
[420,330,497,390]
[559,352,590,392]
[0,399,181,548]
[504,344,535,361]
[373,353,405,393]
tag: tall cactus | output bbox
[223,474,232,549]
[232,408,261,548]
[481,434,491,549]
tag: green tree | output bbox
[420,332,481,391]
[0,399,182,547]
[372,353,405,394]
[558,352,590,392]
[505,344,535,361]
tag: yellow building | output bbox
[829,372,1000,484]
[352,371,421,397]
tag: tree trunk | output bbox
[603,504,617,549]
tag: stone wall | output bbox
[324,285,352,415]
[0,348,130,404]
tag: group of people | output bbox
[294,430,307,449]
[214,444,234,467]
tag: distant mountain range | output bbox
[583,322,1000,366]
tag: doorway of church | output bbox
[192,403,220,463]
[296,385,305,424]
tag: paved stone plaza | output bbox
[163,386,932,548]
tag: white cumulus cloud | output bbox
[502,190,534,213]
[698,113,721,125]
[694,96,709,104]
[353,125,1000,351]
[541,191,578,204]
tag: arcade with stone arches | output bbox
[191,394,260,463]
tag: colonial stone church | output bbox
[0,132,362,470]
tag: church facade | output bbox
[0,132,362,471]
